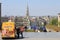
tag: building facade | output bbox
[58,13,60,27]
[0,3,1,29]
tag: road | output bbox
[0,32,60,40]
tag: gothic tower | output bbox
[26,4,29,17]
[26,4,30,26]
[23,3,30,29]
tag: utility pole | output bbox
[0,3,1,30]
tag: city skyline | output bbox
[1,0,60,16]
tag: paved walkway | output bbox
[20,38,60,40]
[1,38,60,40]
[0,32,60,40]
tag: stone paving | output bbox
[0,32,60,40]
[1,38,60,40]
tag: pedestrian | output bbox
[24,26,27,31]
[20,25,25,38]
[43,26,47,32]
[16,27,20,38]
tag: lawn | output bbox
[46,25,60,32]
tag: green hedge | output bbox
[25,29,35,32]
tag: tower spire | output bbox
[26,3,29,17]
[23,1,31,29]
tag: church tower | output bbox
[26,4,29,17]
[23,3,30,28]
[26,4,30,27]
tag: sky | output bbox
[1,0,60,16]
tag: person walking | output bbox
[20,25,25,38]
[24,26,27,31]
[16,27,20,38]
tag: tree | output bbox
[50,18,58,26]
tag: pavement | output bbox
[1,37,60,40]
[0,32,60,40]
[20,38,60,40]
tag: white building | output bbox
[58,13,60,27]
